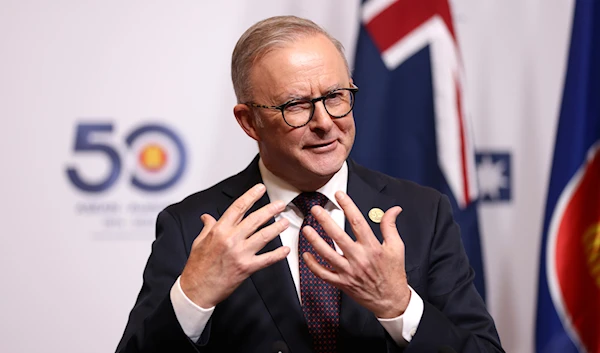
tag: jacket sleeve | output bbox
[115,209,200,353]
[404,195,504,353]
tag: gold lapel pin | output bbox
[368,208,384,223]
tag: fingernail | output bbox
[255,183,266,193]
[336,191,346,200]
[273,200,285,210]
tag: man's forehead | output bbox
[250,37,348,87]
[254,34,345,69]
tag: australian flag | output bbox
[535,0,600,352]
[350,0,486,299]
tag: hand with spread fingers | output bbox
[179,183,290,309]
[301,190,411,319]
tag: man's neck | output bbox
[260,164,334,192]
[258,158,348,197]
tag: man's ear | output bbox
[234,104,260,142]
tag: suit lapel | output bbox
[345,168,394,243]
[220,156,312,352]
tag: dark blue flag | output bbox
[351,0,486,299]
[535,0,600,352]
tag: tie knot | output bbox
[292,192,329,216]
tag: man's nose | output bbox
[309,101,334,131]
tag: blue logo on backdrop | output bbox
[66,121,188,238]
[66,123,187,193]
[475,152,512,202]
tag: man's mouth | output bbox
[305,140,337,150]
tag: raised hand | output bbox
[301,191,411,318]
[180,183,290,308]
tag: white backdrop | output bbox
[0,1,573,352]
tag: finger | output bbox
[193,214,217,246]
[380,206,403,245]
[245,218,290,252]
[237,200,286,240]
[303,252,342,287]
[220,184,267,226]
[302,225,349,272]
[249,245,291,273]
[334,191,379,247]
[309,205,357,253]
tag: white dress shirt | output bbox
[170,159,424,345]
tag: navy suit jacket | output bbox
[116,156,503,353]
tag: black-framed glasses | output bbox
[246,85,359,128]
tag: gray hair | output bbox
[231,15,350,104]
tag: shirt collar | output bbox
[258,158,348,209]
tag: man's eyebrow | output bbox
[275,93,306,102]
[273,83,346,103]
[272,89,307,103]
[323,84,342,93]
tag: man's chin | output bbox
[303,158,345,178]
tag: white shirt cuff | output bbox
[377,286,424,346]
[170,276,215,342]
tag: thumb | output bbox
[193,214,217,245]
[380,206,402,245]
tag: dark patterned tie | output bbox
[292,192,340,353]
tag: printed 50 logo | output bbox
[66,123,187,193]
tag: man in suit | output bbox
[116,16,504,353]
